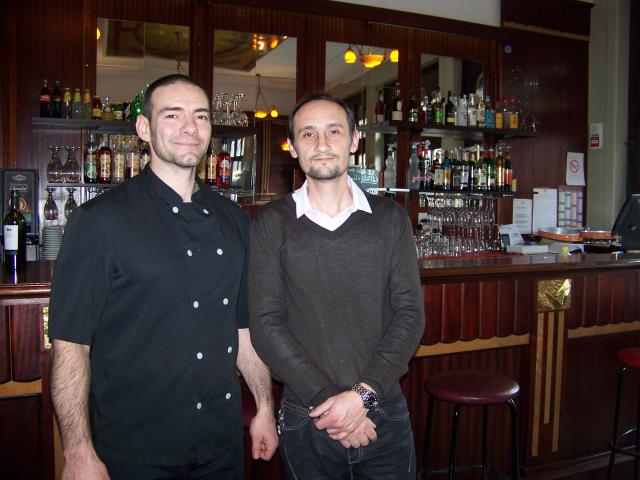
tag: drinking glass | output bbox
[47,146,64,183]
[63,146,81,183]
[64,187,78,218]
[44,187,59,221]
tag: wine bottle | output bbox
[3,190,27,271]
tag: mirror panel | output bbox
[96,18,189,101]
[213,30,297,117]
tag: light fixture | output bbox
[96,27,101,40]
[254,74,277,119]
[280,140,289,151]
[343,45,398,68]
[344,45,357,64]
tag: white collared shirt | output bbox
[292,176,372,231]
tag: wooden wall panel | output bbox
[0,307,9,384]
[502,0,592,38]
[9,305,42,382]
[479,280,499,339]
[461,282,480,341]
[515,278,534,334]
[423,283,442,344]
[0,395,43,480]
[96,0,191,25]
[626,271,640,322]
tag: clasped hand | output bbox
[309,390,377,448]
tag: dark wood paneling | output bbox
[0,395,43,480]
[0,307,9,383]
[423,283,442,344]
[96,0,191,25]
[480,280,499,339]
[9,305,42,382]
[442,283,462,342]
[502,0,592,37]
[461,282,480,341]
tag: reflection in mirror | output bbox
[325,42,399,173]
[420,54,484,150]
[96,18,189,101]
[213,30,297,119]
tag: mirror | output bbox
[213,30,297,118]
[325,41,399,173]
[96,18,189,102]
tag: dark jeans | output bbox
[278,393,416,480]
[103,447,244,480]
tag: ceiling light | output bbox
[344,46,357,64]
[254,74,278,120]
[390,48,399,63]
[96,27,101,40]
[270,106,279,118]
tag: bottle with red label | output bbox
[204,144,217,187]
[39,79,51,117]
[216,141,231,189]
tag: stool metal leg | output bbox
[422,395,435,479]
[608,366,628,480]
[507,398,520,480]
[482,405,488,480]
[449,404,462,480]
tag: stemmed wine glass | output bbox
[47,146,64,183]
[64,187,78,219]
[44,187,59,223]
[63,146,81,183]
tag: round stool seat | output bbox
[617,348,640,369]
[427,371,520,405]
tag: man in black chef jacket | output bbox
[49,74,278,480]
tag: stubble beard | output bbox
[306,164,343,180]
[150,134,206,169]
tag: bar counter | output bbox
[1,254,639,479]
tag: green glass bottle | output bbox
[3,190,27,270]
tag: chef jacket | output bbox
[49,165,250,465]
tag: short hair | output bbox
[287,92,356,141]
[142,74,208,119]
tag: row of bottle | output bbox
[82,134,151,184]
[39,79,144,121]
[403,141,514,192]
[375,82,521,130]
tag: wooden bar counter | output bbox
[1,255,639,479]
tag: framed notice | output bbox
[347,166,380,191]
[2,169,39,238]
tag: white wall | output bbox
[329,0,501,27]
[587,0,630,230]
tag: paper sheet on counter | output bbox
[532,188,558,233]
[512,199,533,234]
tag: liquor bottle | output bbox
[98,135,112,184]
[486,148,496,191]
[423,94,433,125]
[484,96,494,128]
[509,97,519,129]
[84,133,98,184]
[82,89,92,119]
[51,80,63,118]
[125,137,140,179]
[451,149,462,190]
[92,96,102,120]
[374,90,386,123]
[432,151,443,190]
[477,93,486,126]
[467,94,478,127]
[204,144,217,187]
[139,142,151,172]
[445,91,456,125]
[420,144,432,190]
[476,148,487,191]
[112,138,126,183]
[383,144,396,188]
[3,190,27,271]
[71,88,82,118]
[417,144,426,190]
[503,146,513,192]
[216,142,231,189]
[390,82,402,121]
[407,92,419,123]
[432,87,444,126]
[39,79,51,117]
[468,148,477,191]
[131,91,143,120]
[494,101,503,129]
[456,94,468,126]
[63,87,72,119]
[102,97,114,121]
[113,102,124,121]
[495,145,505,191]
[501,97,511,130]
[441,150,452,191]
[460,149,470,190]
[407,143,420,191]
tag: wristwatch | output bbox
[351,383,379,410]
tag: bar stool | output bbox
[422,371,520,479]
[607,347,640,479]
